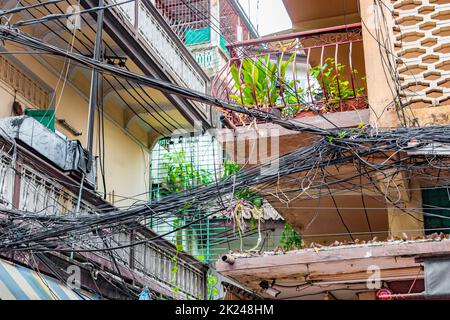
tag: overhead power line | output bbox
[11,0,138,27]
[0,25,331,137]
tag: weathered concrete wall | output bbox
[0,54,150,207]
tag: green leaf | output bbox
[229,94,242,103]
[252,197,263,208]
[230,64,241,88]
[250,217,256,230]
[279,222,303,250]
[207,276,217,286]
[279,53,295,79]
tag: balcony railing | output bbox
[108,0,208,94]
[0,135,206,299]
[0,56,49,109]
[211,23,368,125]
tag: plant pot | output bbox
[294,110,317,118]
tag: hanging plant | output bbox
[207,274,219,300]
[221,162,266,251]
[170,243,184,296]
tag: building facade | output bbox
[214,0,450,300]
[0,0,212,299]
[153,0,258,78]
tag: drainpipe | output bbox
[221,254,235,265]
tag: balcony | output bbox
[211,23,368,126]
[150,0,257,78]
[109,0,208,94]
[0,117,206,300]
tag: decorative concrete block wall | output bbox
[393,0,450,109]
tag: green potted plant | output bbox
[229,53,295,121]
[309,58,366,112]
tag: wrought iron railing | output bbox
[211,23,368,125]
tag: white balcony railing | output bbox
[0,153,14,209]
[110,0,207,94]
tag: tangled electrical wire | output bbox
[1,122,450,253]
[0,5,449,260]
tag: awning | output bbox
[0,258,92,300]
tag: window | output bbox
[422,187,450,234]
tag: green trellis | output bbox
[148,133,229,263]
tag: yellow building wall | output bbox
[0,54,150,207]
[358,0,450,236]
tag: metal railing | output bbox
[211,23,368,125]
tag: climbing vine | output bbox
[279,222,303,251]
[207,274,219,300]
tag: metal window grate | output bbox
[155,0,211,42]
[149,133,229,263]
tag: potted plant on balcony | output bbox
[227,55,366,121]
[229,53,295,123]
[280,80,320,119]
[309,58,366,112]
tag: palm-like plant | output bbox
[227,55,365,119]
[229,53,295,109]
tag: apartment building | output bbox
[0,0,212,299]
[214,0,450,300]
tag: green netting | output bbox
[149,134,285,262]
[149,134,228,263]
[185,27,211,46]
